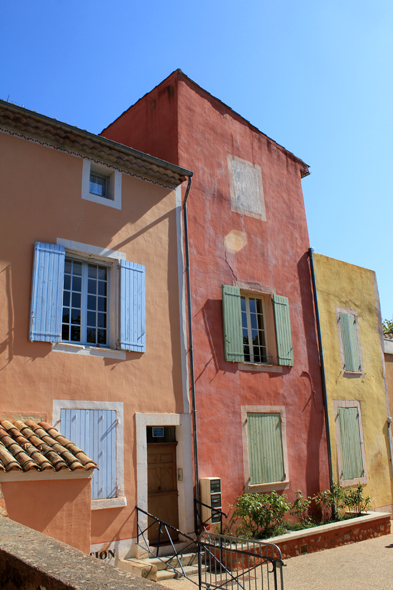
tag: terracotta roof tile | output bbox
[0,419,97,474]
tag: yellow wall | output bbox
[313,253,392,511]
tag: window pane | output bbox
[71,326,80,341]
[62,308,70,323]
[71,292,81,308]
[63,291,70,306]
[71,309,81,325]
[90,173,107,197]
[72,276,82,292]
[249,298,256,313]
[98,266,107,280]
[87,311,96,327]
[87,328,96,344]
[64,260,72,273]
[73,262,82,276]
[241,297,246,312]
[88,265,97,279]
[64,274,71,290]
[98,313,106,328]
[88,279,97,294]
[98,281,107,296]
[98,297,107,312]
[62,325,69,340]
[98,329,106,344]
[88,295,96,310]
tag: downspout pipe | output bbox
[308,248,334,492]
[182,175,200,502]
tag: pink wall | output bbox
[102,71,330,511]
[0,479,92,553]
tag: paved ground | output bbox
[158,532,393,590]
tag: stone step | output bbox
[117,557,157,580]
[150,552,199,571]
[156,564,204,581]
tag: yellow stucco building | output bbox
[312,253,392,512]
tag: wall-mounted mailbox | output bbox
[200,477,222,524]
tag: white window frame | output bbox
[52,239,126,360]
[334,400,367,487]
[82,159,122,210]
[241,294,269,364]
[335,306,363,377]
[241,405,290,493]
[52,399,126,510]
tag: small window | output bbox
[334,401,367,486]
[90,172,109,199]
[241,296,268,363]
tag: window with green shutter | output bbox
[222,286,293,366]
[247,412,286,485]
[334,401,366,486]
[339,312,361,373]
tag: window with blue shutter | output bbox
[339,312,361,372]
[222,286,293,366]
[118,260,146,352]
[29,242,145,353]
[247,413,285,484]
[61,408,117,499]
[30,242,65,342]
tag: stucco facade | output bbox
[312,253,392,511]
[102,70,331,517]
[0,101,194,560]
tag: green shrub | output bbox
[290,490,313,527]
[343,482,371,516]
[232,492,291,539]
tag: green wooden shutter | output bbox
[222,285,244,362]
[273,295,294,366]
[247,413,285,484]
[339,313,360,372]
[338,407,364,480]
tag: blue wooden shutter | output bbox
[339,313,361,372]
[338,407,364,480]
[222,285,244,362]
[273,295,294,366]
[29,242,65,342]
[61,408,117,499]
[247,413,285,484]
[118,260,146,352]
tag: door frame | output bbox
[135,413,194,544]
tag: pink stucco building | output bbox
[102,70,330,523]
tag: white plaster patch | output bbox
[227,155,266,221]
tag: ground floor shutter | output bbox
[61,408,117,499]
[338,406,364,480]
[247,412,285,484]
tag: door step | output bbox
[117,552,202,582]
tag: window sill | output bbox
[91,497,127,510]
[52,343,126,360]
[339,476,367,488]
[246,480,290,493]
[238,363,283,373]
[342,370,363,379]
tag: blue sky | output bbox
[2,1,392,318]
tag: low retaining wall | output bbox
[268,511,391,559]
[0,516,159,590]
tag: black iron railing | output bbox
[135,505,285,590]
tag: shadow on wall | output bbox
[297,251,328,495]
[0,265,13,370]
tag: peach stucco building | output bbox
[0,99,193,560]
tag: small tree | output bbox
[383,317,393,334]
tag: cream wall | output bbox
[0,131,188,548]
[313,253,392,511]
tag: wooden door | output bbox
[147,442,179,544]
